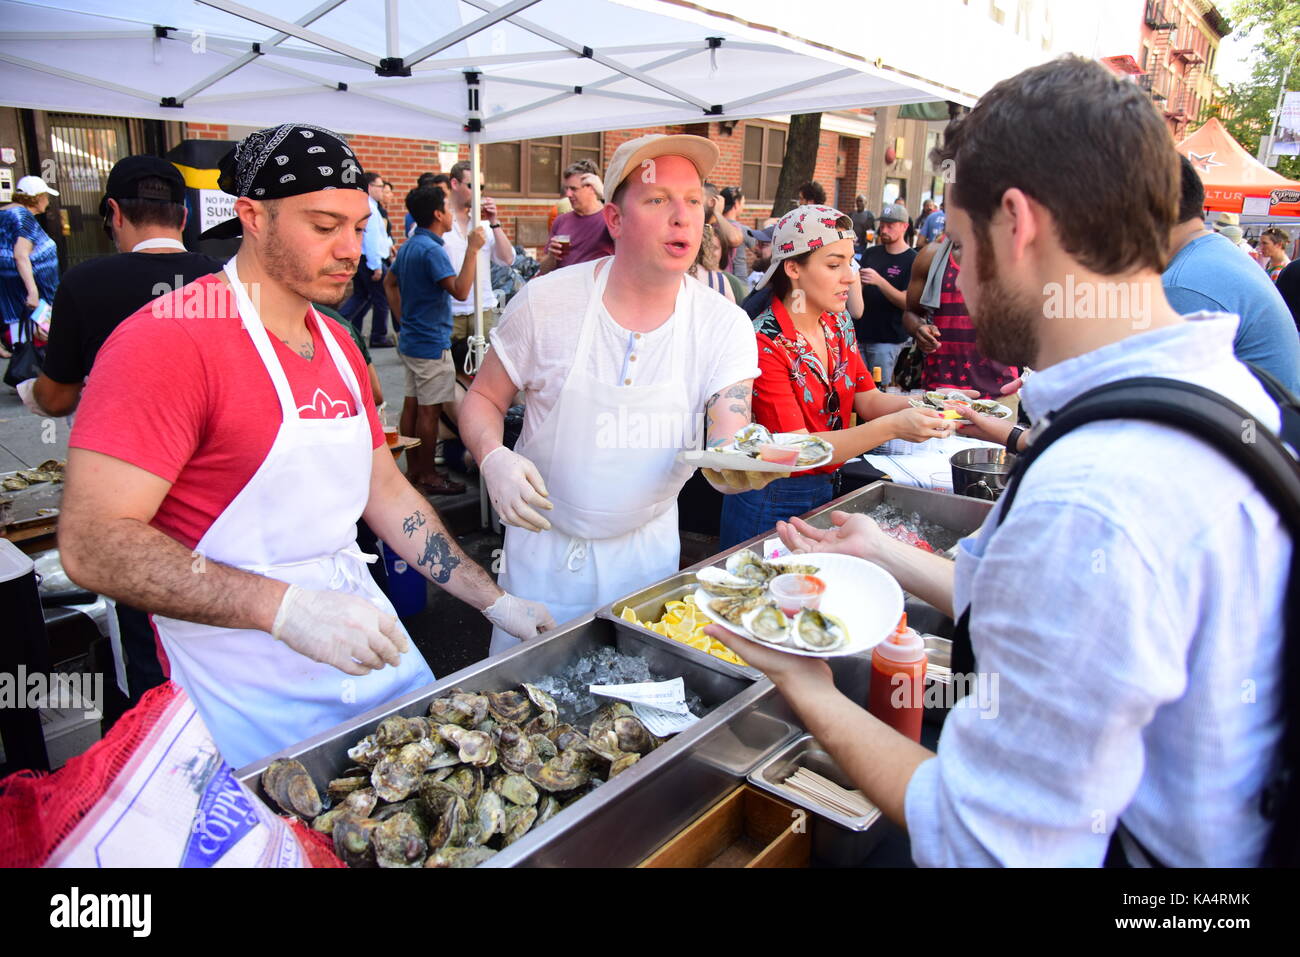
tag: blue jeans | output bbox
[719,472,838,550]
[860,341,906,387]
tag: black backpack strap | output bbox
[983,375,1300,867]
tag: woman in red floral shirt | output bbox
[719,206,959,548]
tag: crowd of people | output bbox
[3,53,1299,867]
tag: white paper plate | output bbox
[693,553,904,658]
[677,431,833,474]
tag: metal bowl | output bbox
[949,447,1017,500]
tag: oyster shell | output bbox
[425,845,497,868]
[325,775,369,801]
[613,715,655,755]
[535,794,561,826]
[341,787,378,818]
[501,804,539,847]
[346,734,385,768]
[375,715,431,747]
[696,565,764,598]
[438,725,497,768]
[496,722,537,774]
[522,683,557,716]
[792,609,848,652]
[530,733,559,764]
[709,591,765,625]
[726,548,775,583]
[373,811,429,868]
[492,773,539,807]
[743,602,791,645]
[733,422,774,454]
[427,794,469,849]
[525,757,590,793]
[786,435,833,466]
[609,753,640,777]
[333,813,379,868]
[371,751,423,803]
[768,560,820,576]
[486,690,533,725]
[261,759,322,819]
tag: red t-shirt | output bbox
[752,298,874,476]
[69,274,383,550]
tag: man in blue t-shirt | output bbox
[1162,156,1300,395]
[384,186,484,495]
[919,202,946,249]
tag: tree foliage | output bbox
[1216,0,1300,179]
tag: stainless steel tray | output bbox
[237,615,800,868]
[806,480,993,539]
[747,733,886,866]
[597,571,764,681]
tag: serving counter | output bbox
[240,481,993,867]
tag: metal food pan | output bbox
[236,615,795,868]
[747,733,886,867]
[807,480,993,538]
[596,571,763,681]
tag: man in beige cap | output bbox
[461,134,777,654]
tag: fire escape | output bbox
[1139,1,1176,116]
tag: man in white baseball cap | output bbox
[461,133,779,654]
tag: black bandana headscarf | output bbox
[201,123,367,239]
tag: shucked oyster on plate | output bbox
[733,422,774,454]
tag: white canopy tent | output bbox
[0,0,1074,521]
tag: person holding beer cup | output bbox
[539,163,614,274]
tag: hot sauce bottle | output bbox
[867,616,927,741]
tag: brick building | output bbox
[0,105,880,269]
[1132,0,1232,140]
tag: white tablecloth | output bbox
[859,435,1003,491]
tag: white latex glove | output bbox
[483,593,558,640]
[480,446,553,532]
[16,378,57,418]
[271,584,410,676]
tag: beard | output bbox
[966,236,1040,369]
[262,221,356,307]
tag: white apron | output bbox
[492,260,697,653]
[152,260,434,769]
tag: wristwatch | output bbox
[490,223,502,229]
[1005,425,1025,454]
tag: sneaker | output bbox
[416,474,466,495]
[434,441,445,466]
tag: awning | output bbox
[1176,117,1300,218]
[0,0,975,144]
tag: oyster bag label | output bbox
[181,764,262,868]
[632,703,699,737]
[589,678,689,714]
[45,687,309,868]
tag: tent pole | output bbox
[466,71,492,530]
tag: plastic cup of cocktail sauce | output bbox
[769,573,826,617]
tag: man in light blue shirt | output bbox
[341,171,395,347]
[919,203,946,248]
[1163,155,1300,394]
[707,56,1289,867]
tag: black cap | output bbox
[200,123,366,240]
[99,155,186,217]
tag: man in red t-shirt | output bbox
[56,123,555,768]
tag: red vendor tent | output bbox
[1175,117,1300,218]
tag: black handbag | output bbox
[4,317,45,387]
[892,340,925,391]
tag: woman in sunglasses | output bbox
[718,205,961,549]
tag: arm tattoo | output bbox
[417,530,461,584]
[402,511,427,536]
[705,384,755,447]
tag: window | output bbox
[484,132,602,198]
[743,123,786,203]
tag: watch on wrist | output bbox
[1005,426,1025,454]
[490,222,501,229]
